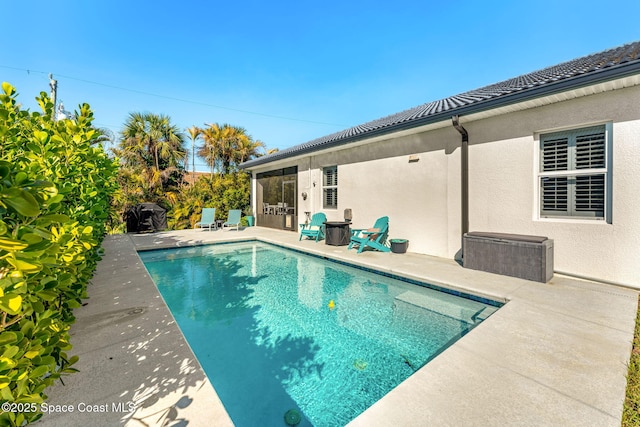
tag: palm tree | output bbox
[92,127,115,148]
[198,123,261,175]
[117,112,186,190]
[119,112,186,171]
[198,123,221,177]
[118,112,149,166]
[219,125,250,173]
[186,126,201,183]
[235,138,265,164]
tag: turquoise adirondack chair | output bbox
[194,208,216,231]
[299,212,327,242]
[223,209,242,231]
[348,216,391,253]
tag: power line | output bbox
[0,65,348,127]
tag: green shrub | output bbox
[0,83,118,425]
[167,172,250,229]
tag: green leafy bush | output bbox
[0,83,118,425]
[168,172,250,229]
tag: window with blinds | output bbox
[323,166,338,209]
[539,125,608,220]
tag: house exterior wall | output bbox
[466,84,640,287]
[249,84,640,288]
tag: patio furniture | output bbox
[348,216,391,253]
[324,221,351,246]
[223,210,242,231]
[390,238,409,253]
[299,212,327,242]
[194,208,216,231]
[463,232,554,282]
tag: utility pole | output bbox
[48,73,57,120]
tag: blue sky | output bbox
[3,0,639,171]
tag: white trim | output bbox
[322,165,338,210]
[534,122,612,223]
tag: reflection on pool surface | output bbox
[140,241,501,426]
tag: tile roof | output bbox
[241,41,640,169]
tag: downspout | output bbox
[452,116,469,251]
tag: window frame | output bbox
[322,165,338,209]
[537,123,612,223]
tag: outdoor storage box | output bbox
[463,232,553,283]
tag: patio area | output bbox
[39,226,638,426]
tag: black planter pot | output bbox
[390,239,409,254]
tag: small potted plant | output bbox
[244,209,254,227]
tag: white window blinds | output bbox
[539,125,608,219]
[323,166,338,209]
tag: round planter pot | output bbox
[390,239,409,254]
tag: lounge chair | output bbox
[223,209,242,231]
[299,212,327,242]
[194,208,216,231]
[348,216,391,253]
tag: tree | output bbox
[0,83,118,423]
[118,112,186,172]
[235,138,266,165]
[186,126,201,183]
[111,113,186,227]
[198,123,263,175]
[198,123,226,176]
[116,112,187,190]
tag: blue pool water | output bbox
[139,241,500,426]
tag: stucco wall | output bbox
[249,84,640,287]
[466,85,640,286]
[287,127,463,258]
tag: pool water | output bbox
[140,241,500,426]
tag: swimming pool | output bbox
[139,241,501,426]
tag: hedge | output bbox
[0,83,118,425]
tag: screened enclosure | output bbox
[256,166,297,231]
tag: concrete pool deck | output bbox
[39,227,638,426]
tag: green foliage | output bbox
[167,172,250,230]
[109,113,186,233]
[0,83,118,425]
[108,113,264,233]
[197,123,265,175]
[623,295,640,427]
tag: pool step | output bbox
[395,290,494,324]
[471,306,497,322]
[203,245,270,256]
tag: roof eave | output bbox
[240,60,640,170]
